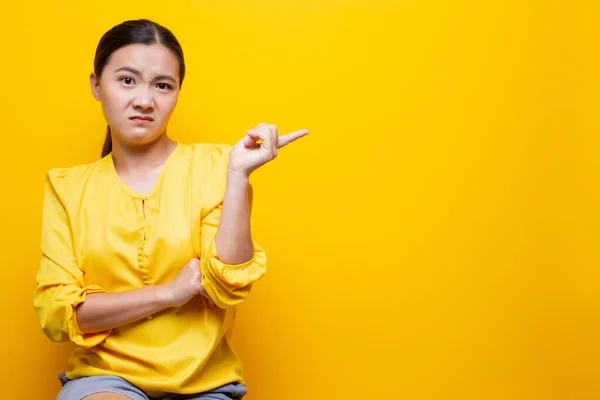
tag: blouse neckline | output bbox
[105,142,182,200]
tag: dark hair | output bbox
[94,19,186,157]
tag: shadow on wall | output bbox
[32,332,74,394]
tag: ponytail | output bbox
[101,126,112,158]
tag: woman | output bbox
[33,19,308,400]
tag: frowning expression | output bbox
[90,43,181,147]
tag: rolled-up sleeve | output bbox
[199,204,267,309]
[33,170,109,348]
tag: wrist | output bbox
[226,168,250,188]
[155,284,175,309]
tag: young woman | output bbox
[33,19,308,400]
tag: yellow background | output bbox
[0,0,596,399]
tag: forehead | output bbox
[106,43,180,79]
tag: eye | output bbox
[120,77,135,85]
[156,83,172,91]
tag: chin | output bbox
[119,129,163,147]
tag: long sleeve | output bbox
[33,169,109,348]
[197,144,267,309]
[199,204,267,309]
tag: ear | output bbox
[90,73,101,101]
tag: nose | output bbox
[131,86,154,111]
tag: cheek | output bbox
[158,94,179,116]
[100,88,130,118]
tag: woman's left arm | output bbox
[215,123,309,264]
[199,123,308,308]
[213,171,254,265]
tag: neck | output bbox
[111,134,177,174]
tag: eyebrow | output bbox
[114,66,178,84]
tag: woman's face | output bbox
[90,43,181,148]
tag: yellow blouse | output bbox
[33,142,267,397]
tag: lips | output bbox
[130,116,154,121]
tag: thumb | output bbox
[200,284,215,306]
[243,131,260,148]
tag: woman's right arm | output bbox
[34,170,205,345]
[76,259,206,333]
[34,170,110,348]
[75,284,172,333]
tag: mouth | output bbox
[130,116,154,124]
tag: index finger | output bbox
[277,129,310,149]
